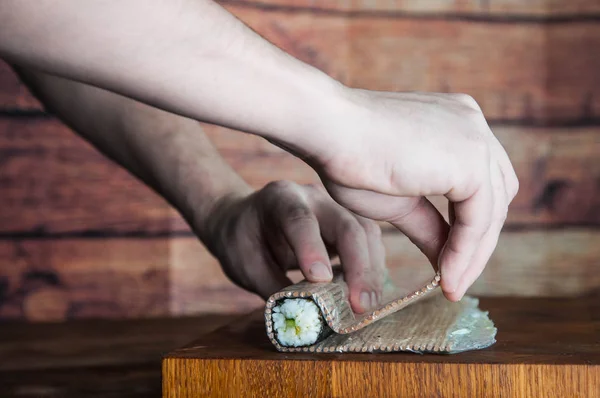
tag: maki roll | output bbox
[265,271,497,354]
[272,298,332,347]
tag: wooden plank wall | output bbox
[0,0,598,321]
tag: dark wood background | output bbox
[1,0,599,321]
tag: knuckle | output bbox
[389,197,426,224]
[362,220,382,238]
[303,182,326,196]
[263,180,295,194]
[459,161,488,195]
[338,216,363,236]
[261,180,302,212]
[444,237,464,257]
[509,175,520,199]
[284,204,314,223]
[339,216,360,232]
[453,93,481,111]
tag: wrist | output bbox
[178,170,252,242]
[192,190,251,257]
[259,69,350,168]
[124,118,253,243]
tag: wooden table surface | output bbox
[164,294,600,397]
[0,315,235,397]
[1,294,598,397]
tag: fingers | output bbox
[323,182,449,307]
[347,218,385,314]
[259,181,388,315]
[355,215,387,302]
[324,182,449,273]
[388,197,450,269]
[441,123,515,300]
[481,124,519,204]
[451,219,503,301]
[261,181,333,283]
[493,139,519,202]
[312,197,381,314]
[440,162,494,299]
[442,160,507,301]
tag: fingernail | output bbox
[371,291,378,308]
[309,262,332,281]
[360,291,371,311]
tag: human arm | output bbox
[0,0,337,158]
[3,0,519,301]
[15,68,385,312]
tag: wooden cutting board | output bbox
[162,295,599,397]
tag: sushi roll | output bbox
[272,298,332,347]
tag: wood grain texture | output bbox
[343,16,600,123]
[0,238,172,320]
[451,125,600,226]
[224,4,600,123]
[1,229,597,321]
[0,315,235,371]
[546,22,600,121]
[167,237,265,315]
[163,295,600,397]
[220,0,600,16]
[2,118,598,235]
[0,117,188,235]
[0,237,263,320]
[383,230,600,297]
[1,365,161,398]
[0,315,235,398]
[164,359,333,397]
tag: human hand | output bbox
[298,90,519,302]
[200,181,386,313]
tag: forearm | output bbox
[1,0,342,159]
[15,67,252,238]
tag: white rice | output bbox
[272,299,323,347]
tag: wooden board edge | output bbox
[161,356,599,397]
